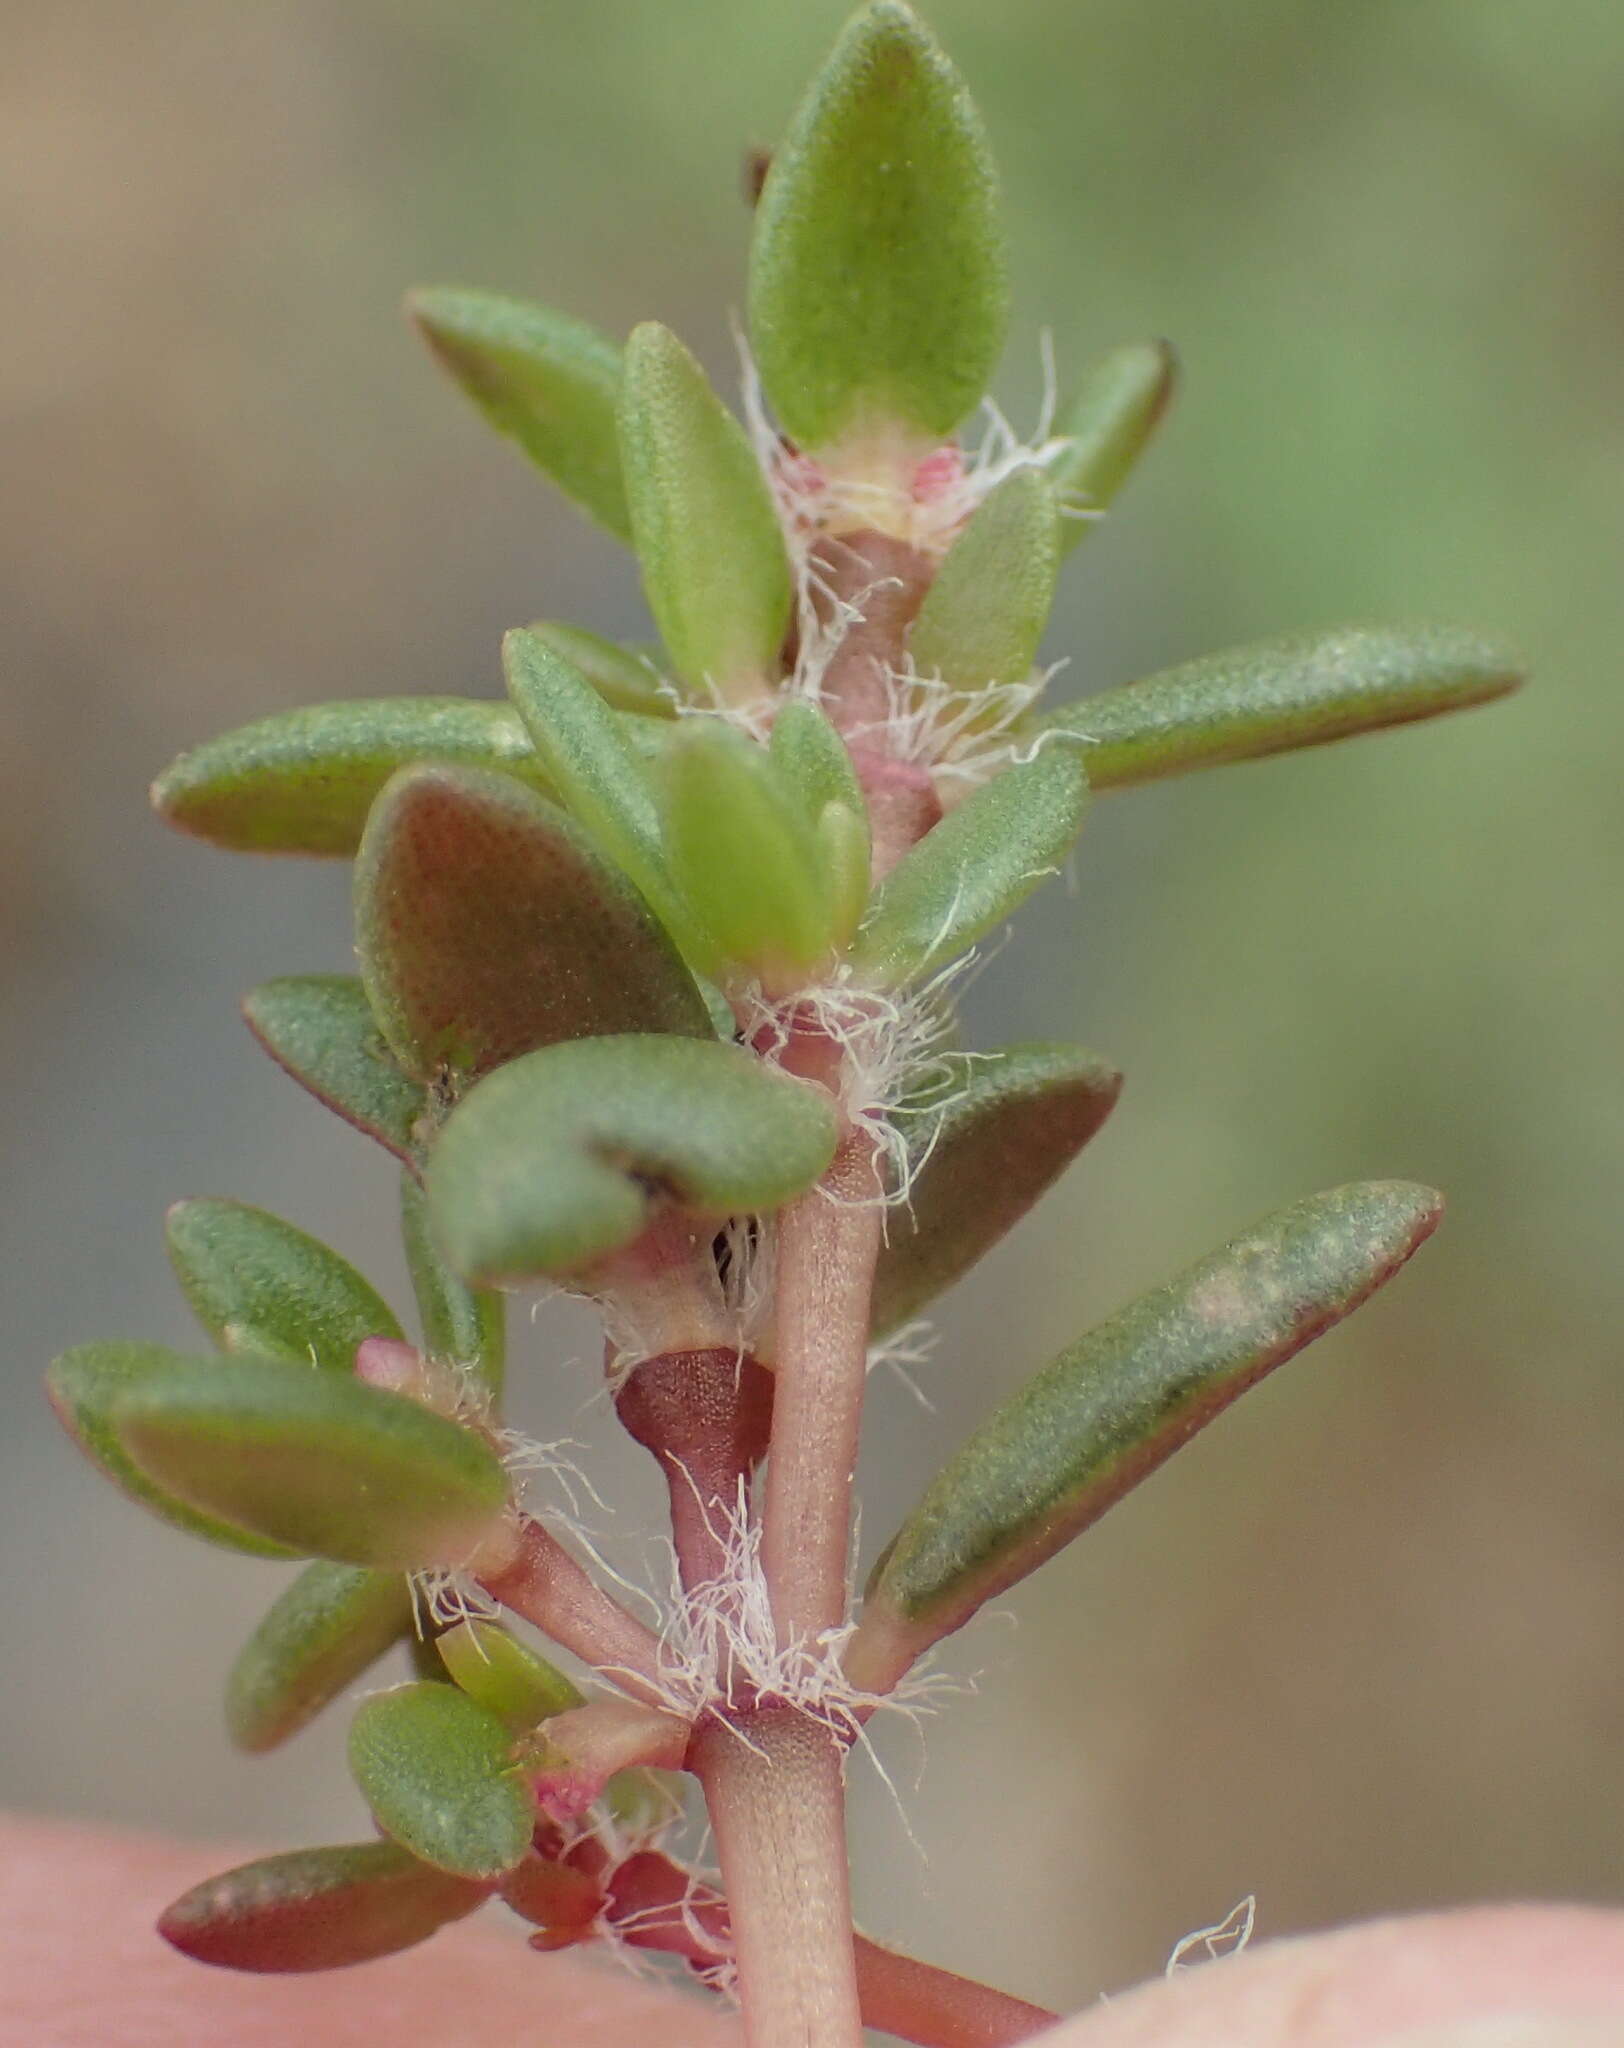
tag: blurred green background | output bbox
[5,0,1621,2013]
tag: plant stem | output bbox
[479,1518,667,1707]
[693,1708,864,2048]
[615,1345,775,1590]
[851,1938,1057,2048]
[707,1052,879,2048]
[761,1119,884,1645]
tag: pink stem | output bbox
[852,1938,1057,2048]
[614,1346,775,1591]
[762,1122,886,1647]
[591,1838,1053,2048]
[524,1700,690,1825]
[478,1519,666,1709]
[692,1709,864,2048]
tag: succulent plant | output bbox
[50,5,1521,2043]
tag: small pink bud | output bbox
[354,1337,427,1396]
[910,444,964,504]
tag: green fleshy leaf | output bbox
[749,0,1007,449]
[349,1682,534,1880]
[437,1618,583,1731]
[152,699,553,858]
[662,720,832,990]
[523,620,676,718]
[46,1343,297,1559]
[400,1174,505,1400]
[355,762,710,1088]
[166,1198,401,1374]
[766,698,876,956]
[501,627,699,959]
[243,976,428,1162]
[858,1183,1442,1675]
[768,698,868,824]
[1040,625,1525,790]
[159,1841,489,1973]
[617,321,792,702]
[226,1563,414,1754]
[850,744,1089,989]
[1048,339,1177,553]
[907,468,1060,689]
[111,1354,511,1570]
[872,1044,1122,1336]
[814,800,872,953]
[408,287,630,540]
[427,1034,838,1283]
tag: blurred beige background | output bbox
[4,0,1621,2014]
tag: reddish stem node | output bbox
[614,1346,775,1591]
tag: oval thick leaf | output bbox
[152,698,553,858]
[1040,625,1524,790]
[408,287,630,540]
[437,1618,583,1731]
[522,620,676,718]
[167,1198,401,1373]
[47,1343,296,1558]
[226,1563,414,1754]
[769,701,872,949]
[427,1035,838,1283]
[768,697,867,825]
[355,762,710,1087]
[1048,339,1177,553]
[872,1045,1122,1336]
[850,744,1089,989]
[907,468,1060,689]
[400,1174,504,1400]
[349,1682,534,1880]
[111,1354,512,1571]
[851,1182,1442,1689]
[618,322,792,702]
[159,1840,488,1973]
[502,627,694,954]
[662,720,832,990]
[243,975,427,1162]
[749,0,1007,449]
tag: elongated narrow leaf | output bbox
[662,720,833,991]
[618,322,791,701]
[427,1035,837,1282]
[226,1563,414,1754]
[152,699,553,858]
[400,1174,504,1399]
[408,287,630,540]
[46,1343,296,1558]
[852,1183,1442,1688]
[438,1618,583,1730]
[349,1682,534,1880]
[872,1045,1122,1336]
[1041,625,1524,790]
[907,468,1060,689]
[167,1199,400,1373]
[502,627,696,955]
[524,620,676,717]
[749,0,1007,449]
[159,1840,489,1973]
[244,976,427,1162]
[850,744,1089,989]
[1048,340,1177,552]
[111,1354,512,1571]
[355,762,709,1088]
